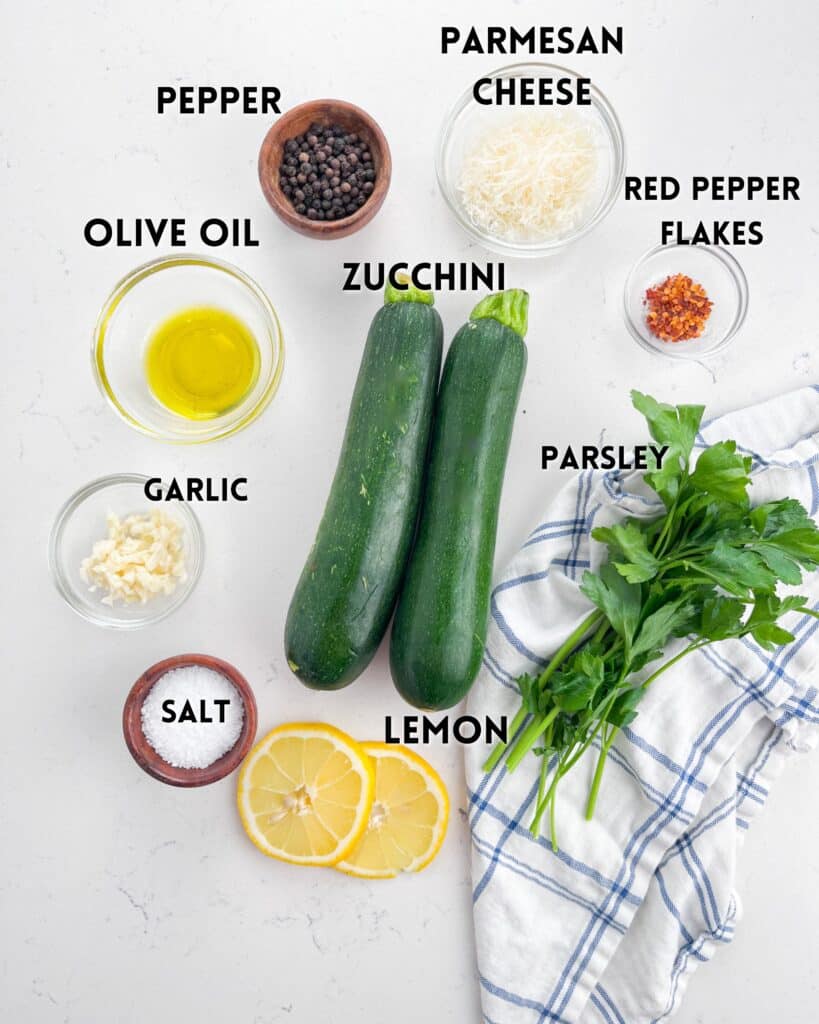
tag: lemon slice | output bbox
[237,723,375,867]
[335,743,449,879]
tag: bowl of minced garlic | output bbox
[49,474,203,628]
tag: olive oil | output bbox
[145,306,260,420]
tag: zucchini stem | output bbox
[384,274,434,306]
[470,289,529,338]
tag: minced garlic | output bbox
[80,510,187,606]
[457,109,600,242]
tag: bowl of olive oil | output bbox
[93,256,284,442]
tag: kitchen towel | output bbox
[466,385,819,1024]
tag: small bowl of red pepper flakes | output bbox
[623,242,748,360]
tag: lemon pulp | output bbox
[335,742,449,878]
[237,723,376,867]
[145,306,260,420]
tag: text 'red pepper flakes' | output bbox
[644,273,713,343]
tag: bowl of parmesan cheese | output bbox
[49,474,204,629]
[436,62,625,257]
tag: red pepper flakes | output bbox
[644,273,713,343]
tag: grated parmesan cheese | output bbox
[80,510,187,606]
[457,109,601,243]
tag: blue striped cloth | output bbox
[466,386,819,1024]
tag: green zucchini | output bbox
[389,290,529,710]
[285,282,443,690]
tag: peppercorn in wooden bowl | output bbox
[258,99,391,239]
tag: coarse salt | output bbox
[141,666,244,769]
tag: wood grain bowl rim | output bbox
[258,98,392,239]
[122,653,258,788]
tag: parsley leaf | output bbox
[550,650,605,712]
[689,441,753,506]
[631,390,704,507]
[606,686,643,729]
[751,498,815,537]
[700,541,777,596]
[592,520,660,583]
[580,563,641,651]
[631,597,698,660]
[699,596,746,640]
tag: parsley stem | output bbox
[482,610,602,774]
[640,639,709,690]
[536,611,604,691]
[530,755,564,835]
[506,708,559,772]
[531,745,578,844]
[582,642,709,816]
[585,730,616,820]
[482,706,527,772]
[549,785,558,853]
[535,750,551,811]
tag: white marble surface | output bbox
[2,1,817,1021]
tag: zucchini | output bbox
[389,290,529,710]
[285,282,443,689]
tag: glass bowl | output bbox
[436,62,625,258]
[49,474,204,629]
[624,242,749,360]
[93,255,284,443]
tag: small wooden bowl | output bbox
[122,654,258,788]
[258,99,391,239]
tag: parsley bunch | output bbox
[484,392,819,850]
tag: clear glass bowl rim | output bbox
[622,240,750,360]
[92,254,285,443]
[49,473,205,629]
[435,60,626,257]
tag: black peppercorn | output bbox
[277,121,378,222]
